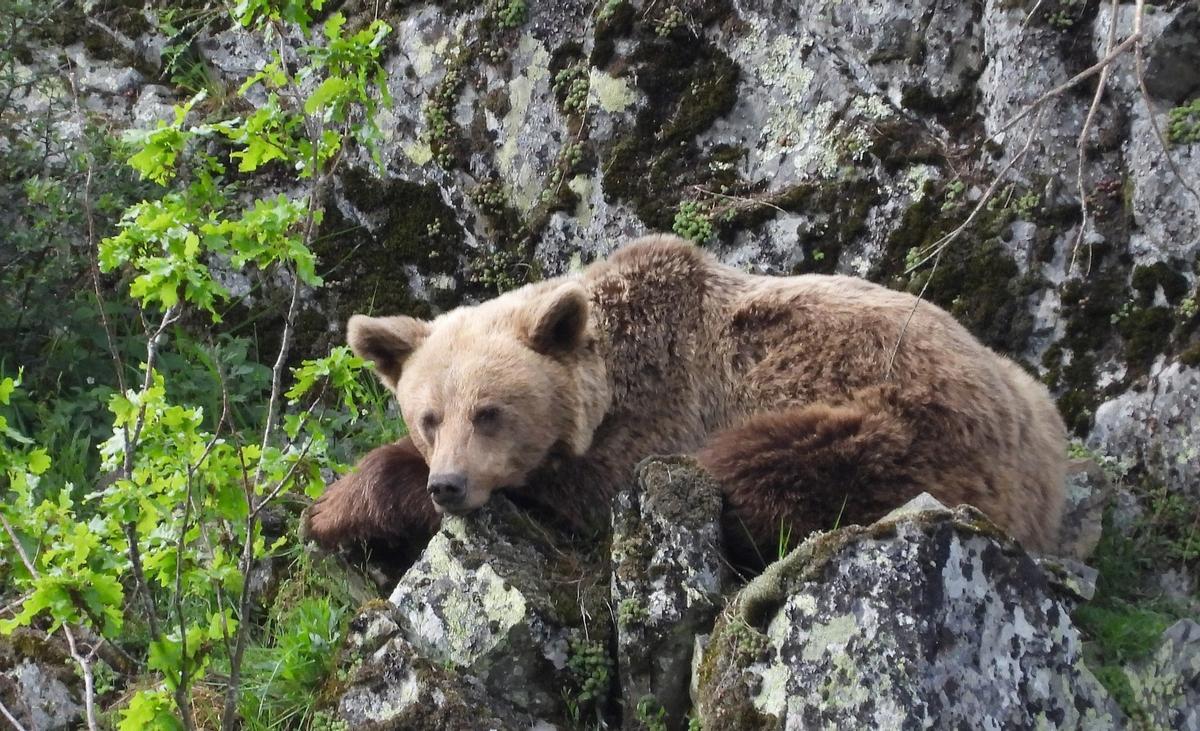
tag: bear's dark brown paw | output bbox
[304,437,439,552]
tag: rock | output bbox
[1124,619,1200,731]
[385,496,610,721]
[610,456,726,728]
[1034,555,1099,603]
[0,630,83,731]
[1056,458,1112,561]
[338,631,555,730]
[1143,4,1200,103]
[1090,360,1200,500]
[693,495,1125,729]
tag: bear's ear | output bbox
[347,314,430,388]
[525,282,590,355]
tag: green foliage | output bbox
[1167,98,1200,146]
[1073,494,1197,721]
[489,0,527,29]
[0,1,394,728]
[673,201,714,243]
[635,695,668,731]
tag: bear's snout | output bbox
[427,472,468,509]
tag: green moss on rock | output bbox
[601,35,741,231]
[873,195,1040,356]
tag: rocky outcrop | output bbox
[1055,457,1113,561]
[336,603,554,729]
[381,497,610,722]
[1124,619,1200,731]
[610,457,726,728]
[330,476,1165,730]
[693,495,1124,730]
[0,631,83,731]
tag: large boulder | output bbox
[693,494,1124,729]
[610,456,726,728]
[336,603,554,730]
[358,496,611,724]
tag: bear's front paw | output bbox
[304,486,357,549]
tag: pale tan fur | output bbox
[345,234,1067,553]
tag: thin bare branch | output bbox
[905,110,1046,275]
[692,185,788,215]
[989,29,1141,145]
[0,698,27,731]
[889,110,1045,377]
[1071,0,1120,276]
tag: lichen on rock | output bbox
[610,456,726,728]
[694,495,1125,730]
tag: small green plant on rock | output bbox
[617,597,648,627]
[469,247,530,294]
[490,0,527,29]
[673,201,714,243]
[1167,98,1200,146]
[470,179,509,216]
[940,179,966,212]
[423,50,469,168]
[635,694,668,731]
[1047,0,1082,30]
[554,66,590,117]
[598,0,626,21]
[654,6,685,37]
[566,636,611,720]
[1014,191,1040,219]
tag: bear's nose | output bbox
[427,473,467,507]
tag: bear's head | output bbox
[347,280,610,514]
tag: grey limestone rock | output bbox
[610,456,726,728]
[0,631,83,731]
[1124,619,1200,731]
[694,495,1125,730]
[385,496,610,721]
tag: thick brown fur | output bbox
[306,437,439,566]
[308,235,1068,569]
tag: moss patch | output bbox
[872,194,1041,356]
[295,169,466,357]
[601,34,741,231]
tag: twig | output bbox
[170,387,228,731]
[0,698,27,731]
[0,515,99,731]
[888,110,1045,377]
[691,185,788,215]
[904,110,1046,274]
[64,63,129,399]
[1071,0,1120,276]
[988,28,1142,145]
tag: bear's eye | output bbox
[420,412,441,433]
[472,405,502,427]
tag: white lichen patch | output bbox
[390,531,528,667]
[497,33,552,212]
[588,69,637,113]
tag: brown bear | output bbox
[307,234,1067,567]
